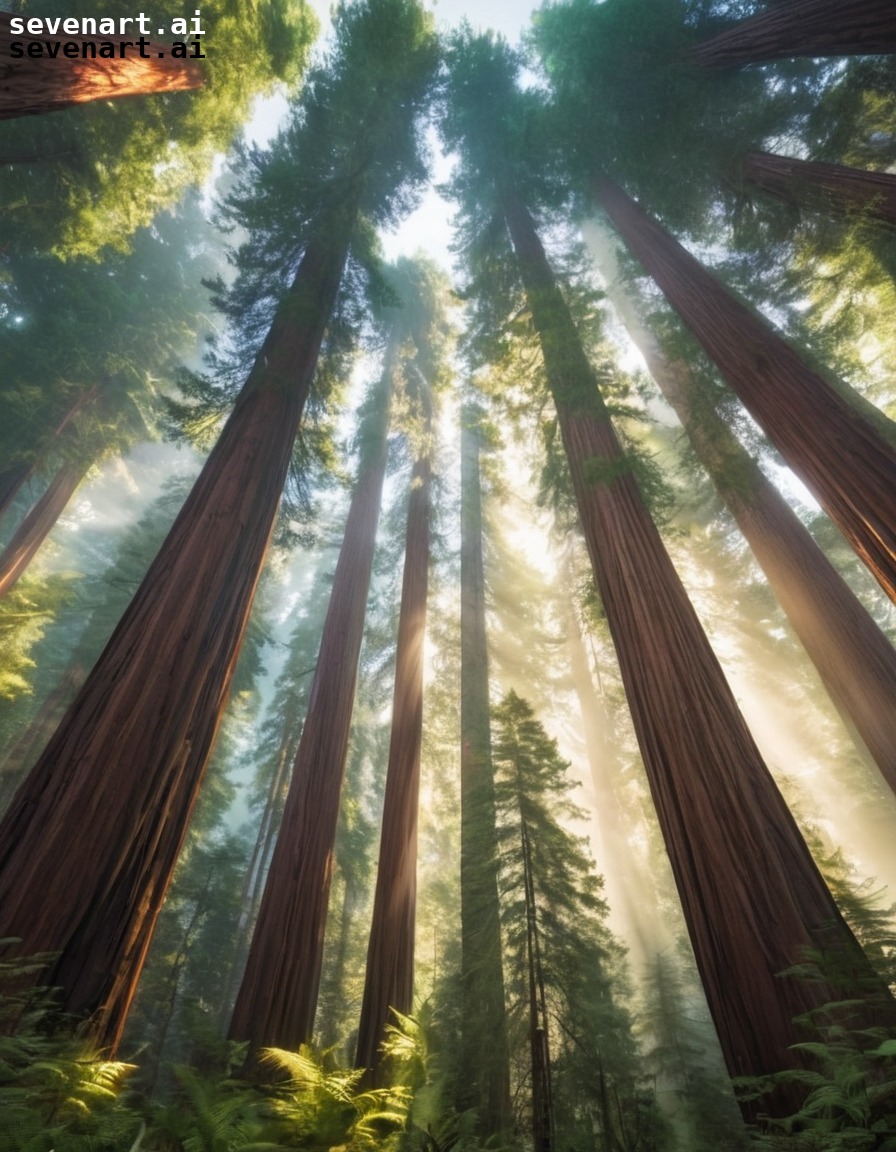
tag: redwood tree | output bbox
[0,0,438,1052]
[0,458,86,598]
[587,220,896,798]
[441,33,895,1114]
[0,11,201,119]
[229,292,400,1057]
[741,149,896,227]
[592,174,896,606]
[693,0,896,67]
[457,404,511,1137]
[355,360,434,1079]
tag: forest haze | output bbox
[0,0,895,1149]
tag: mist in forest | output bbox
[1,0,896,1149]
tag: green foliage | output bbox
[739,1005,896,1151]
[0,944,140,1151]
[491,690,666,1149]
[0,568,74,703]
[0,0,319,259]
[258,1044,412,1149]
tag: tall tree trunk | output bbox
[316,866,360,1051]
[692,0,896,66]
[0,465,31,523]
[0,12,201,119]
[500,184,895,1115]
[0,206,355,1053]
[0,387,98,523]
[0,458,86,597]
[355,386,432,1079]
[741,150,896,226]
[521,813,555,1152]
[218,723,296,1028]
[230,347,395,1057]
[457,410,511,1136]
[592,174,896,606]
[587,220,896,797]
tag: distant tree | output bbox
[355,330,436,1080]
[457,403,511,1138]
[693,0,896,67]
[492,691,663,1152]
[638,951,747,1152]
[0,194,219,593]
[0,0,439,1053]
[0,12,201,121]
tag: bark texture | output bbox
[693,0,896,66]
[355,388,432,1078]
[593,174,896,605]
[742,150,896,226]
[0,212,354,1052]
[0,459,85,597]
[588,220,896,796]
[501,184,894,1113]
[0,12,201,119]
[230,343,394,1056]
[458,413,511,1136]
[0,388,97,522]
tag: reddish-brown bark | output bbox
[742,150,896,226]
[0,464,31,522]
[0,459,85,597]
[355,388,432,1078]
[588,225,896,796]
[0,210,355,1052]
[593,174,896,606]
[0,388,98,523]
[501,185,894,1113]
[230,345,394,1056]
[0,11,201,119]
[693,0,896,66]
[458,413,511,1136]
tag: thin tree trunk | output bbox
[458,410,511,1136]
[217,724,296,1028]
[742,150,896,226]
[316,867,359,1051]
[230,347,395,1057]
[0,459,86,597]
[588,219,896,797]
[500,184,895,1115]
[593,174,896,606]
[0,387,97,523]
[355,386,432,1079]
[0,206,355,1053]
[693,0,896,66]
[0,465,31,523]
[0,12,201,119]
[521,813,555,1152]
